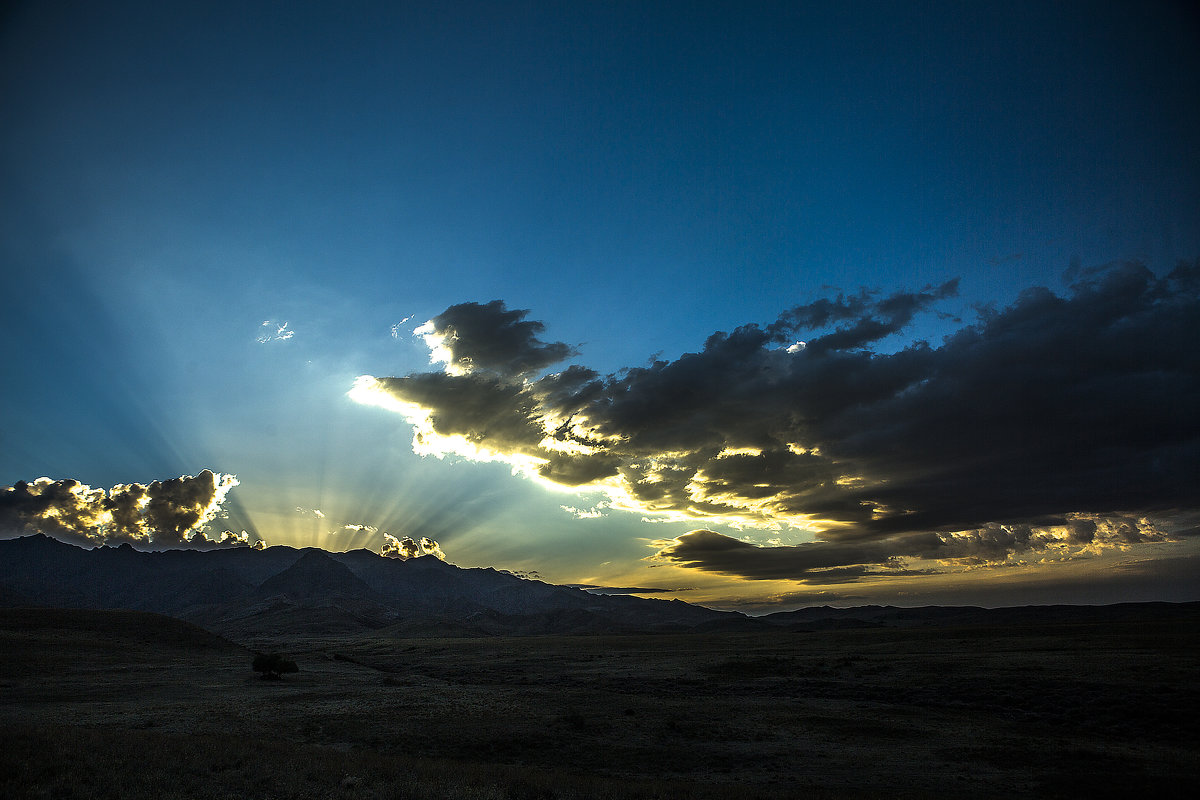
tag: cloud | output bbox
[0,470,249,548]
[340,524,446,560]
[391,316,414,339]
[569,585,680,595]
[257,320,294,343]
[501,569,543,581]
[652,516,1175,582]
[414,300,576,377]
[354,261,1199,581]
[380,532,445,560]
[765,278,958,354]
[561,503,608,519]
[209,529,265,550]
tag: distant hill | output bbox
[3,534,1196,641]
[758,602,1200,630]
[0,534,749,639]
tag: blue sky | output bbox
[2,1,1198,608]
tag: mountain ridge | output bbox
[2,534,1197,640]
[0,534,748,638]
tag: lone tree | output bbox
[252,652,299,680]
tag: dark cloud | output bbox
[767,278,959,354]
[372,372,546,455]
[358,261,1199,580]
[652,519,1171,583]
[570,585,680,595]
[654,530,899,581]
[416,300,576,377]
[0,471,247,548]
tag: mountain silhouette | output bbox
[0,534,748,638]
[4,535,1195,640]
[255,548,380,603]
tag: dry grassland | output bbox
[1,608,1197,798]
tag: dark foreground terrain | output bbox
[1,607,1197,799]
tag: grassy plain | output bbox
[1,607,1197,798]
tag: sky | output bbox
[2,1,1198,611]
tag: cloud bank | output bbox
[0,470,249,548]
[653,515,1177,583]
[352,261,1199,581]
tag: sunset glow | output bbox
[2,0,1197,609]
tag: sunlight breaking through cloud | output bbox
[351,263,1200,584]
[380,532,445,560]
[0,470,249,548]
[650,513,1182,584]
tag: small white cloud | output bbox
[390,316,414,339]
[257,320,295,343]
[561,504,607,519]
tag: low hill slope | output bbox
[0,607,241,651]
[0,607,246,683]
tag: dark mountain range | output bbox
[0,534,747,638]
[254,549,381,603]
[2,534,1196,641]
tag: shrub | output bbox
[252,652,298,680]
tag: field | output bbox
[1,607,1197,799]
